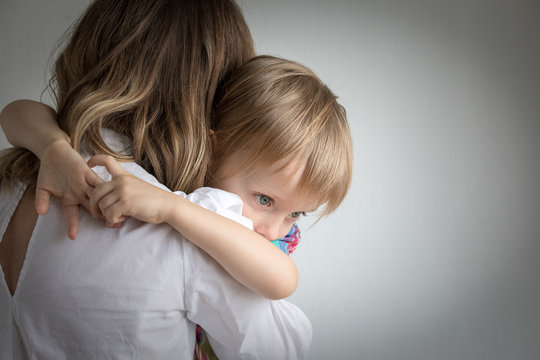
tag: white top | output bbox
[0,131,312,359]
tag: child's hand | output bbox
[36,139,104,239]
[87,155,171,226]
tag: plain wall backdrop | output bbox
[1,0,540,359]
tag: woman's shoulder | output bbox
[0,181,27,230]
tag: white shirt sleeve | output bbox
[180,188,312,359]
[184,187,253,230]
[183,241,312,360]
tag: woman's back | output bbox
[0,161,194,358]
[0,186,36,296]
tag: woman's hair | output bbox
[0,0,254,192]
[211,56,353,215]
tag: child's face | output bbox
[210,155,321,241]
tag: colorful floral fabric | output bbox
[270,222,301,255]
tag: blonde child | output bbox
[1,55,352,357]
[1,54,352,295]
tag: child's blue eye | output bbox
[255,194,272,206]
[290,211,306,219]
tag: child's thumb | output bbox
[87,154,126,178]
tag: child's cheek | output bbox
[241,203,255,221]
[242,204,265,234]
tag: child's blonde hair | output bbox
[212,56,353,215]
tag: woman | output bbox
[0,0,311,358]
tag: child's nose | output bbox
[254,222,281,241]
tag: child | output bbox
[88,55,351,238]
[1,54,352,296]
[1,55,353,357]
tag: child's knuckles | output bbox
[99,202,108,214]
[119,186,130,199]
[117,198,129,210]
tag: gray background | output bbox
[1,0,540,359]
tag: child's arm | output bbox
[1,100,298,299]
[0,100,104,239]
[1,100,65,156]
[88,155,299,300]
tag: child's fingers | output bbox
[34,188,51,215]
[88,181,118,218]
[80,195,94,217]
[62,204,80,240]
[110,217,126,228]
[87,154,112,169]
[97,191,121,215]
[87,154,127,178]
[82,175,100,214]
[85,166,104,188]
[96,191,127,225]
[102,204,125,226]
[108,218,126,228]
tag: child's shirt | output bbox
[195,222,302,360]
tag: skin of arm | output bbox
[88,155,299,300]
[0,100,104,239]
[0,100,65,154]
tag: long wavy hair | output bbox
[211,56,353,215]
[0,0,254,192]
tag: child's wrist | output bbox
[38,134,72,161]
[158,191,179,225]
